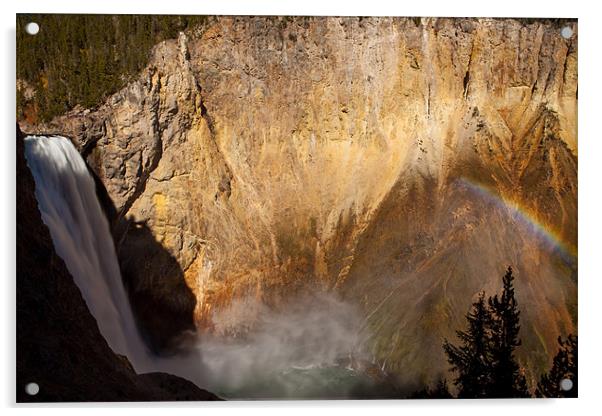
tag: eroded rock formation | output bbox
[30,17,577,389]
[16,125,220,402]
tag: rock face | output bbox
[34,17,577,389]
[16,126,220,402]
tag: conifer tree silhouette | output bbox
[487,267,530,397]
[443,267,531,398]
[443,292,493,398]
[536,335,578,398]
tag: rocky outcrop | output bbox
[16,125,220,402]
[29,17,577,390]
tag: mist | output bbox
[191,293,370,398]
[24,134,374,399]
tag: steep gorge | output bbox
[16,126,219,402]
[27,16,577,390]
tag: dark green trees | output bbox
[488,267,530,397]
[536,335,578,398]
[443,266,530,398]
[443,292,493,398]
[16,15,208,122]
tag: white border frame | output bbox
[2,1,600,415]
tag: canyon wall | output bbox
[34,17,577,389]
[16,126,219,402]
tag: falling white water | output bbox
[23,135,373,398]
[24,135,210,387]
[24,135,149,365]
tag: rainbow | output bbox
[457,177,577,261]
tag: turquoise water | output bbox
[213,364,389,400]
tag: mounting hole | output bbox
[560,378,573,391]
[24,22,40,35]
[560,26,573,39]
[25,382,39,396]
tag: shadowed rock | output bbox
[118,220,198,353]
[16,124,219,402]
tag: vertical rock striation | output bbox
[32,17,577,389]
[16,126,219,401]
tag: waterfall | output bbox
[23,135,209,385]
[22,135,367,398]
[24,135,150,365]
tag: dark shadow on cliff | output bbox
[82,154,198,356]
[86,162,118,225]
[16,124,219,401]
[118,220,197,354]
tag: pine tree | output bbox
[487,266,530,397]
[536,335,578,398]
[443,267,532,398]
[17,14,209,121]
[443,292,493,398]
